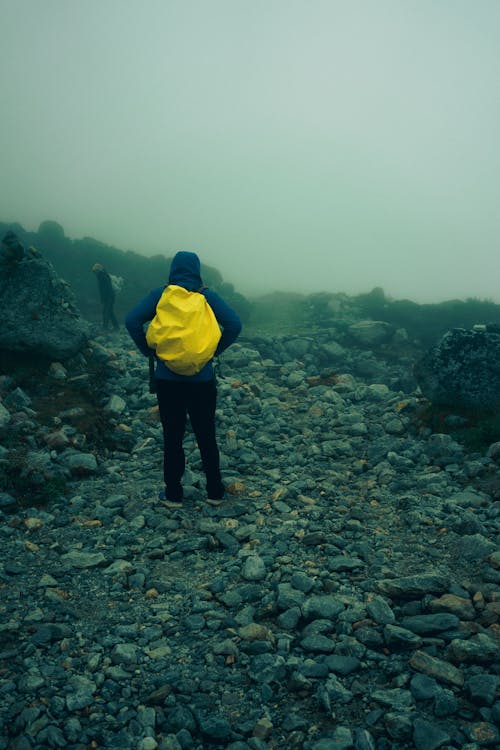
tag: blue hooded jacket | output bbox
[125,251,242,381]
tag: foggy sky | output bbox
[1,0,500,302]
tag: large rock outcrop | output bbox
[0,246,90,360]
[414,326,500,411]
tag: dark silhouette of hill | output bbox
[354,286,500,347]
[2,220,500,346]
[0,220,251,326]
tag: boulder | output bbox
[414,327,500,411]
[348,320,395,346]
[0,248,90,360]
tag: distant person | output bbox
[1,230,25,265]
[125,251,242,506]
[92,263,119,330]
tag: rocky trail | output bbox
[0,328,499,750]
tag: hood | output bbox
[168,251,203,291]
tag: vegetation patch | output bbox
[416,400,500,453]
[0,351,122,508]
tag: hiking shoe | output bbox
[205,491,226,507]
[158,490,183,507]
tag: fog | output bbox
[1,0,500,302]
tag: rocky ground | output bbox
[0,327,499,750]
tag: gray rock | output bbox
[199,715,232,740]
[433,688,458,717]
[0,492,16,509]
[384,711,413,740]
[0,251,90,359]
[375,574,450,598]
[104,559,134,575]
[322,675,353,704]
[372,688,414,709]
[291,571,316,593]
[468,721,500,745]
[327,555,364,572]
[105,394,127,414]
[466,673,498,706]
[414,327,500,410]
[4,386,32,409]
[348,320,395,346]
[247,653,286,683]
[277,583,306,610]
[277,607,302,629]
[111,643,139,665]
[399,613,460,635]
[365,595,395,625]
[383,624,423,649]
[60,551,107,568]
[447,633,500,664]
[410,673,441,701]
[456,533,498,561]
[60,450,98,475]
[241,555,267,581]
[66,674,96,711]
[302,595,345,621]
[324,655,361,675]
[412,717,450,750]
[427,593,475,620]
[301,635,336,653]
[409,650,465,687]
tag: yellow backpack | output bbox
[146,285,221,375]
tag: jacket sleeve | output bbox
[204,290,242,356]
[125,288,163,357]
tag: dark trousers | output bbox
[156,379,224,500]
[102,298,119,330]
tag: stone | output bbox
[365,595,395,625]
[468,722,500,745]
[60,551,107,569]
[466,674,498,706]
[409,650,465,687]
[0,250,90,359]
[399,613,460,634]
[448,633,500,664]
[375,574,450,598]
[427,593,476,620]
[414,327,500,410]
[301,635,336,653]
[60,451,98,475]
[433,688,459,717]
[383,624,422,649]
[412,717,451,750]
[302,595,345,621]
[348,320,395,346]
[241,555,267,581]
[410,673,441,701]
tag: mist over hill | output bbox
[0,220,251,326]
[2,219,500,348]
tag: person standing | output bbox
[125,251,242,505]
[92,263,119,330]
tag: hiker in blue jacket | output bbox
[125,251,242,505]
